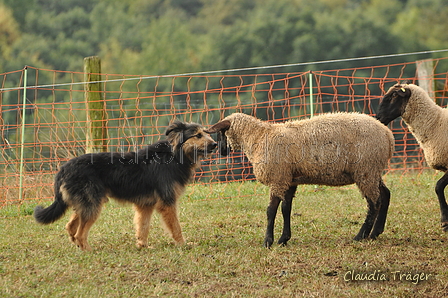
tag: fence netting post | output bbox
[309,71,314,118]
[84,56,108,153]
[18,66,28,203]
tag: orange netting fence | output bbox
[1,57,448,208]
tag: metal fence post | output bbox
[309,71,314,118]
[18,66,28,202]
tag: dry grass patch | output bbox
[1,172,447,297]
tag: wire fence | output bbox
[1,56,448,208]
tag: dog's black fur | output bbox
[34,121,217,251]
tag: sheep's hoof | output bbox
[353,229,371,241]
[353,234,365,241]
[441,222,448,232]
[277,236,290,246]
[264,238,273,249]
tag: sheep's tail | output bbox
[34,178,68,224]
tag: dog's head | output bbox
[165,121,217,162]
[204,120,231,156]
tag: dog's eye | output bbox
[196,133,202,138]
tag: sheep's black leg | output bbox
[435,171,448,232]
[354,198,378,241]
[278,186,297,246]
[369,182,390,239]
[264,193,281,248]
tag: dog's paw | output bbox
[136,241,148,249]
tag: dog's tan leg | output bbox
[73,215,98,251]
[74,217,96,251]
[73,201,105,252]
[65,212,80,244]
[133,204,155,248]
[157,203,185,245]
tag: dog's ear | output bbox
[204,120,231,134]
[165,121,187,136]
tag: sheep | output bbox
[206,112,394,248]
[376,83,448,232]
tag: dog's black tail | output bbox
[34,178,69,224]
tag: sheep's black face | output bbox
[205,120,231,156]
[217,131,230,156]
[376,85,411,125]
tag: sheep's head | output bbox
[205,120,231,156]
[376,84,412,125]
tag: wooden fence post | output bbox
[84,56,107,153]
[416,59,436,100]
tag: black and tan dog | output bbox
[34,121,217,251]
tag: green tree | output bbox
[1,0,448,75]
[0,3,20,71]
[392,0,448,54]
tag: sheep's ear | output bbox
[205,120,231,134]
[396,86,410,98]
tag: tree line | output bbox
[1,0,448,76]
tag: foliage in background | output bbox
[1,0,448,75]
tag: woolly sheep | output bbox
[376,83,448,231]
[206,112,394,247]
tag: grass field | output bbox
[1,171,447,297]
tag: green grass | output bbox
[1,171,447,297]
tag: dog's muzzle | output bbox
[207,142,218,153]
